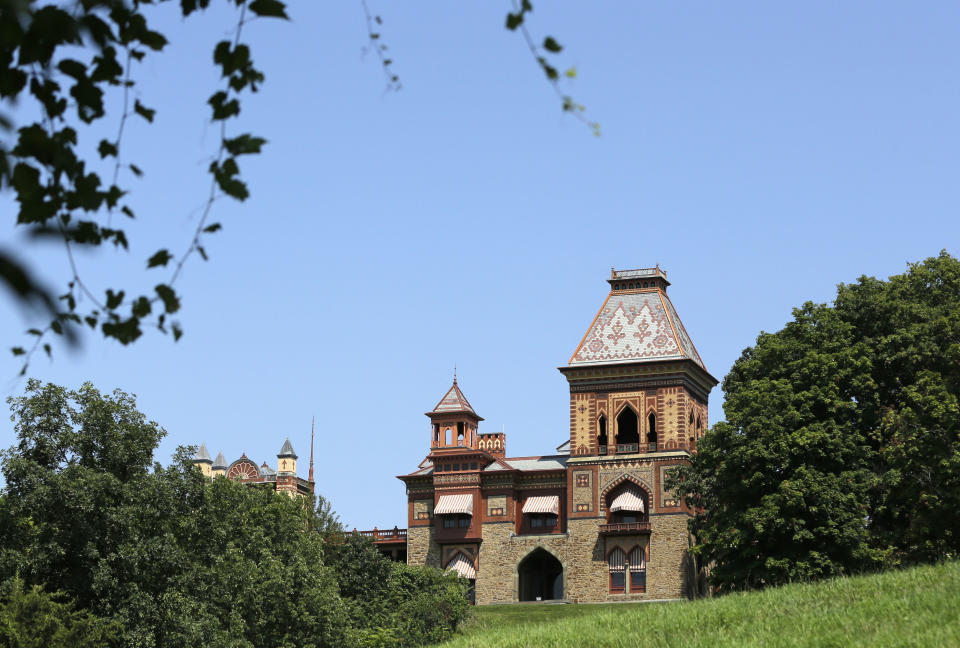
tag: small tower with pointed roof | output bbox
[427,377,484,450]
[276,438,299,496]
[211,451,227,477]
[193,443,213,477]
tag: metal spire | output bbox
[308,416,315,483]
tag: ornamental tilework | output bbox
[570,292,705,370]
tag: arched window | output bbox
[433,424,440,444]
[608,548,625,593]
[457,422,465,446]
[647,412,657,450]
[696,415,702,432]
[597,414,608,451]
[616,406,639,449]
[606,482,647,524]
[445,428,451,445]
[629,546,646,592]
[689,410,694,426]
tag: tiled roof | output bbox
[431,380,478,416]
[484,455,568,472]
[569,290,704,369]
[212,451,227,469]
[259,462,277,476]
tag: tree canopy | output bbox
[0,379,469,647]
[670,251,960,591]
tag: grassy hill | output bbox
[441,561,960,647]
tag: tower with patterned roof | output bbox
[560,266,717,457]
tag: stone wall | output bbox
[647,513,692,599]
[474,515,692,604]
[406,525,441,568]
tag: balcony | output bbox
[616,443,639,454]
[356,526,407,544]
[599,521,651,535]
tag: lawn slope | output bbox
[443,561,960,648]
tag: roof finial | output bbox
[453,364,457,384]
[309,416,315,483]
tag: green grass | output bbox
[441,562,960,647]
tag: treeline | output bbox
[670,251,960,592]
[0,381,469,647]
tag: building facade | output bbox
[400,267,717,604]
[193,438,315,497]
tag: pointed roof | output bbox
[429,380,482,419]
[569,268,705,369]
[278,438,297,459]
[194,443,212,463]
[212,451,227,469]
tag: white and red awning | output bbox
[435,493,474,516]
[608,485,645,513]
[522,495,560,515]
[446,554,476,579]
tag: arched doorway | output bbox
[518,548,563,601]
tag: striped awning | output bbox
[435,493,473,516]
[446,554,476,579]
[608,485,645,513]
[522,495,560,515]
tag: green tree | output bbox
[0,579,119,648]
[0,378,470,647]
[670,251,960,591]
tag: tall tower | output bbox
[211,451,227,477]
[559,267,717,457]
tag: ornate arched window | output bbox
[608,548,626,593]
[597,414,608,451]
[647,412,657,449]
[629,546,646,592]
[616,406,639,449]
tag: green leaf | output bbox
[505,12,523,30]
[223,134,267,156]
[129,164,143,177]
[133,100,155,123]
[203,223,222,233]
[147,249,173,268]
[11,346,26,356]
[565,66,577,78]
[132,296,151,318]
[249,0,289,19]
[50,320,62,335]
[172,323,183,341]
[155,284,180,314]
[542,37,562,53]
[98,139,118,158]
[105,289,125,310]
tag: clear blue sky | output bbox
[1,2,957,530]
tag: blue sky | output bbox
[1,2,957,530]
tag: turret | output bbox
[277,438,297,475]
[193,443,213,477]
[426,377,484,451]
[211,451,227,477]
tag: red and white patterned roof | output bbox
[431,380,478,416]
[569,289,705,369]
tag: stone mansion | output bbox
[392,267,717,604]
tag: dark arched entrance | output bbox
[518,548,563,601]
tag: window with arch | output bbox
[616,406,639,450]
[606,481,647,524]
[597,414,608,452]
[608,548,626,593]
[445,428,451,445]
[433,424,440,444]
[457,421,465,446]
[647,412,657,450]
[629,546,646,592]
